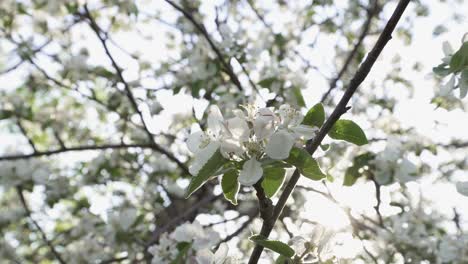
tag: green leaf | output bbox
[0,110,14,120]
[221,170,240,205]
[286,147,326,180]
[303,103,325,128]
[292,86,306,107]
[450,42,468,73]
[250,235,295,258]
[258,77,278,88]
[328,119,368,146]
[432,62,451,77]
[186,149,226,198]
[261,167,286,198]
[275,255,293,264]
[460,69,468,98]
[171,242,191,264]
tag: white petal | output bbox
[226,117,249,141]
[456,181,468,196]
[291,124,318,140]
[265,131,295,160]
[238,158,263,186]
[119,208,137,231]
[196,249,214,264]
[189,142,220,176]
[187,131,206,153]
[442,41,453,56]
[395,158,417,183]
[440,75,455,96]
[278,104,293,126]
[207,105,224,136]
[253,115,275,140]
[232,109,246,119]
[214,243,229,264]
[220,138,244,158]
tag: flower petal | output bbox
[456,181,468,196]
[440,75,455,96]
[207,105,224,136]
[226,117,249,141]
[187,131,206,153]
[238,158,263,186]
[291,124,318,140]
[254,115,275,140]
[220,138,244,158]
[395,158,417,183]
[442,41,453,57]
[214,243,229,264]
[196,249,214,264]
[265,130,295,160]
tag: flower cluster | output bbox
[148,220,237,264]
[0,159,50,189]
[374,206,468,264]
[433,40,468,99]
[187,104,317,186]
[372,137,418,185]
[288,225,337,263]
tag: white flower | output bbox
[171,221,219,250]
[225,116,249,141]
[265,130,295,160]
[207,105,224,138]
[438,238,458,263]
[187,105,249,169]
[289,236,308,255]
[442,41,453,62]
[456,181,468,196]
[196,243,229,264]
[395,158,417,183]
[264,105,316,160]
[33,168,49,184]
[238,158,263,186]
[310,225,335,257]
[253,108,277,140]
[440,75,455,96]
[108,207,138,231]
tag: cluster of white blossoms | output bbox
[148,220,237,264]
[372,137,418,185]
[289,225,336,263]
[187,104,318,186]
[0,159,50,189]
[435,40,468,99]
[375,207,468,263]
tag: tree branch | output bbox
[0,143,155,161]
[17,187,67,264]
[320,0,380,103]
[164,0,244,96]
[81,6,189,175]
[248,1,411,262]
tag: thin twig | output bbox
[82,5,189,175]
[17,187,67,264]
[320,0,380,103]
[0,143,154,161]
[164,0,244,96]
